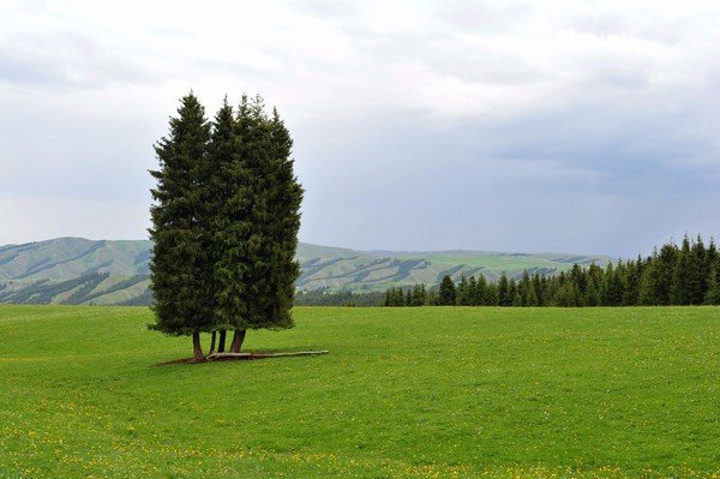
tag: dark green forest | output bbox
[300,235,720,307]
[387,234,720,307]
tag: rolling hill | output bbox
[0,237,610,305]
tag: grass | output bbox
[1,305,719,478]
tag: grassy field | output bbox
[1,305,719,478]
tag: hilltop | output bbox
[0,238,609,305]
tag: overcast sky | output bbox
[2,0,719,257]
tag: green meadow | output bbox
[1,305,719,478]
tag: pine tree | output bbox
[262,105,304,324]
[411,284,427,306]
[218,95,303,352]
[671,235,701,305]
[518,270,538,306]
[553,282,579,307]
[384,287,402,306]
[706,239,719,272]
[693,235,709,304]
[512,291,523,307]
[507,278,518,306]
[569,264,587,306]
[438,275,457,306]
[601,261,624,307]
[472,275,488,306]
[206,97,237,353]
[525,278,539,307]
[639,243,677,305]
[484,282,499,306]
[150,92,303,359]
[497,273,511,306]
[404,287,414,306]
[149,92,213,360]
[425,287,439,306]
[533,273,546,306]
[704,263,720,305]
[622,257,642,306]
[456,276,471,306]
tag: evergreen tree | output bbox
[622,257,642,306]
[639,243,677,305]
[692,235,709,304]
[533,273,546,306]
[585,263,603,307]
[497,273,511,306]
[553,282,579,307]
[456,276,471,306]
[706,239,719,273]
[212,96,304,352]
[263,105,304,323]
[671,235,701,305]
[438,275,457,306]
[569,264,587,306]
[508,278,518,306]
[471,275,488,305]
[466,276,478,306]
[206,97,236,353]
[484,282,499,306]
[384,287,400,306]
[525,279,539,307]
[601,261,624,307]
[426,287,439,306]
[149,93,213,360]
[518,270,538,306]
[512,290,523,307]
[150,92,303,358]
[411,284,427,306]
[704,263,720,305]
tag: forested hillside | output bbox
[0,238,608,305]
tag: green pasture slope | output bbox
[1,306,719,478]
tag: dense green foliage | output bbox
[1,305,719,478]
[386,235,720,307]
[149,93,214,338]
[148,93,303,356]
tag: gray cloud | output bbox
[1,0,719,256]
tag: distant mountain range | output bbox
[0,237,610,306]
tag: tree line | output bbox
[149,93,303,360]
[295,287,386,307]
[384,235,720,307]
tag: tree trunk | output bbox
[209,331,217,355]
[218,330,227,353]
[192,332,204,361]
[229,329,246,353]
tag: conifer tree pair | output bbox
[149,93,303,360]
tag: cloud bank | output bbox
[1,0,719,256]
